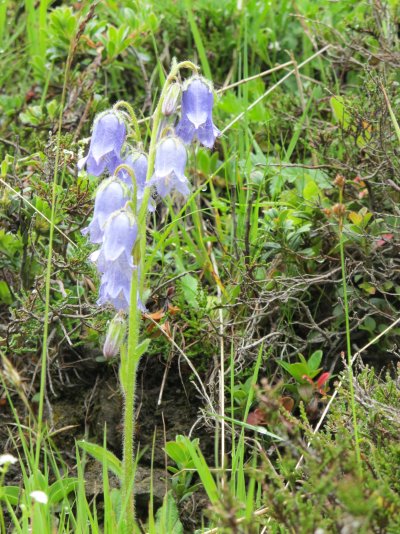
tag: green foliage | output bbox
[77,441,122,479]
[278,350,323,384]
[155,490,184,534]
[1,0,400,531]
[165,435,201,502]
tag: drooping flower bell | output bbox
[90,209,141,311]
[175,77,220,149]
[82,178,130,244]
[151,136,189,198]
[117,151,155,212]
[78,111,126,176]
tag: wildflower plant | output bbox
[78,59,220,530]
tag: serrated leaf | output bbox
[303,179,321,202]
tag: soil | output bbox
[0,348,216,530]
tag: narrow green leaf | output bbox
[179,437,219,505]
[216,414,283,441]
[331,95,351,130]
[135,338,151,359]
[0,486,20,506]
[77,441,122,479]
[184,0,212,79]
[48,478,78,504]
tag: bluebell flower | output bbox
[151,137,189,198]
[90,209,145,311]
[175,77,220,149]
[78,111,126,176]
[96,209,138,264]
[82,178,130,244]
[117,151,155,212]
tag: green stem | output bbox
[0,470,5,533]
[121,264,139,529]
[120,59,198,531]
[113,163,138,215]
[35,39,72,470]
[338,187,362,476]
[113,100,142,143]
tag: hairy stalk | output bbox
[121,263,140,529]
[113,163,138,215]
[120,60,197,530]
[114,162,140,527]
[113,100,142,143]
[35,42,72,470]
[338,186,362,476]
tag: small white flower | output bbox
[0,454,18,466]
[30,490,48,504]
[268,41,281,51]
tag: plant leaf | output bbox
[307,350,323,371]
[77,441,122,479]
[155,490,184,534]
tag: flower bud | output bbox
[332,203,346,219]
[103,312,126,359]
[333,174,346,188]
[162,83,181,116]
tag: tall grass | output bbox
[0,0,9,49]
[24,0,50,76]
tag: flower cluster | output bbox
[79,74,220,312]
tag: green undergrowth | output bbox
[0,0,400,532]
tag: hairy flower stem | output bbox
[338,187,362,477]
[116,163,139,527]
[120,60,197,531]
[113,100,142,143]
[121,263,140,529]
[113,163,138,215]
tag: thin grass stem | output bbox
[34,35,73,471]
[338,186,362,476]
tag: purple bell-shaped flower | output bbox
[78,111,126,176]
[151,137,189,198]
[90,209,142,311]
[175,77,220,149]
[117,151,155,212]
[82,178,130,244]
